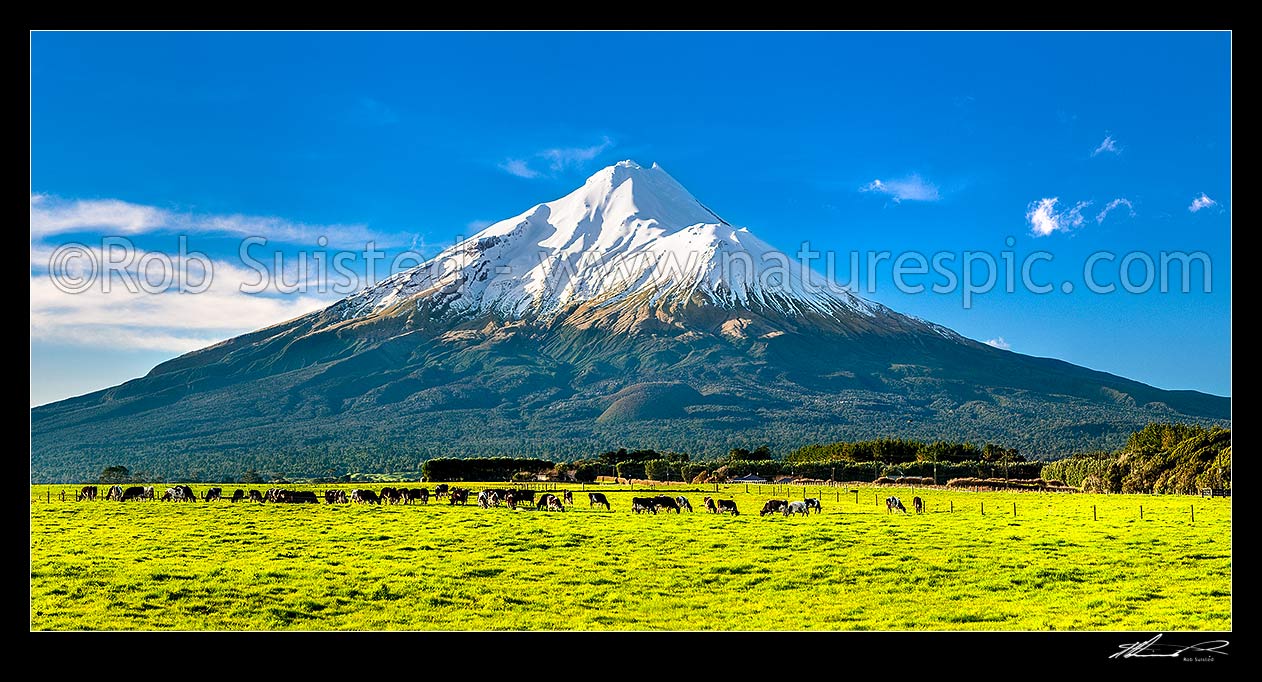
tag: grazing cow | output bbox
[105,485,124,501]
[804,498,823,514]
[248,490,265,503]
[177,485,195,501]
[449,488,469,505]
[504,489,534,505]
[142,486,155,501]
[652,495,681,513]
[588,492,611,510]
[715,499,740,516]
[411,488,429,504]
[231,489,245,503]
[631,497,658,514]
[325,490,348,504]
[886,496,907,514]
[265,489,318,503]
[76,486,98,502]
[912,496,924,514]
[703,496,718,513]
[478,490,491,508]
[160,487,180,502]
[675,496,693,512]
[504,492,516,510]
[121,486,147,502]
[350,489,380,504]
[783,501,809,516]
[536,493,563,511]
[203,487,223,502]
[380,487,401,505]
[487,491,501,507]
[760,500,789,517]
[563,490,573,505]
[434,484,450,499]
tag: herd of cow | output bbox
[71,485,929,517]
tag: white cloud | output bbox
[1092,134,1121,157]
[985,337,1012,350]
[30,250,334,353]
[1027,197,1092,237]
[1065,200,1091,228]
[860,175,941,203]
[1096,198,1135,224]
[498,159,540,179]
[30,194,167,235]
[498,136,615,179]
[1189,193,1218,213]
[540,136,614,172]
[1026,198,1062,236]
[30,193,408,249]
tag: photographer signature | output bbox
[1110,634,1229,659]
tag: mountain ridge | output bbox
[30,161,1229,482]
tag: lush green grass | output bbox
[29,484,1230,630]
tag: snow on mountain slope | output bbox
[335,160,882,321]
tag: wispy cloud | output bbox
[30,193,410,249]
[1096,198,1135,224]
[498,159,541,179]
[497,136,615,179]
[1092,134,1121,157]
[860,175,941,203]
[1188,193,1218,213]
[1026,197,1091,237]
[985,337,1012,350]
[30,248,334,353]
[541,136,614,172]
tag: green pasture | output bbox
[29,483,1231,630]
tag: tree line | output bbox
[1039,423,1230,494]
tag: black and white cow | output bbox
[652,495,681,513]
[760,500,789,517]
[783,501,809,516]
[675,496,693,512]
[886,496,908,514]
[715,499,740,516]
[76,486,98,502]
[203,487,223,502]
[350,489,380,504]
[588,492,611,510]
[631,497,658,514]
[804,498,823,514]
[703,496,718,513]
[231,489,245,503]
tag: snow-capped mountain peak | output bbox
[337,160,879,321]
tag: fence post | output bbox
[1093,505,1097,521]
[950,500,953,513]
[1139,505,1143,519]
[1013,502,1016,517]
[745,484,748,494]
[1191,505,1195,523]
[981,502,984,515]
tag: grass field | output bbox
[29,483,1231,630]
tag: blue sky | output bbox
[30,31,1231,405]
